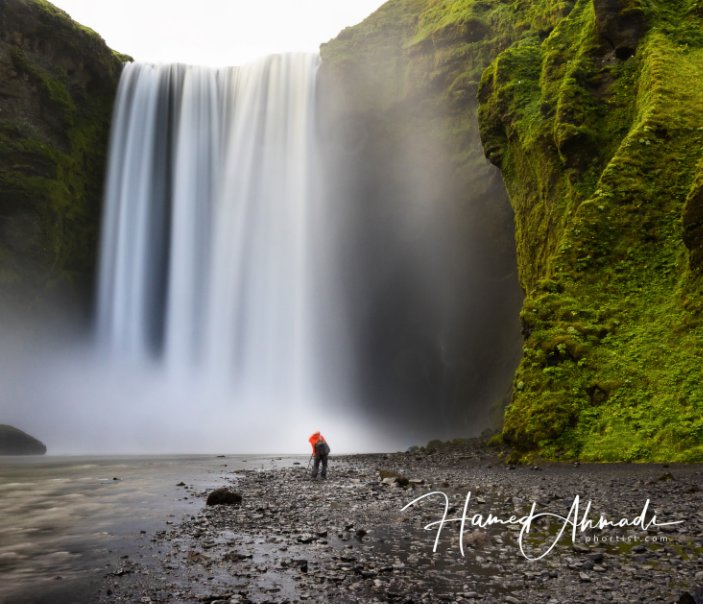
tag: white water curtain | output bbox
[96,54,321,403]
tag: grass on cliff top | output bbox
[30,0,134,62]
[31,0,103,41]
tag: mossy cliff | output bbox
[0,0,125,317]
[479,0,703,462]
[321,0,703,461]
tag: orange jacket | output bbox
[309,432,326,455]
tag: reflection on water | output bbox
[0,455,293,602]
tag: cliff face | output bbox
[479,0,703,461]
[319,1,524,438]
[322,0,703,461]
[0,0,125,318]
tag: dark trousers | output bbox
[312,454,328,478]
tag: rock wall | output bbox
[479,0,703,461]
[318,1,524,439]
[321,0,703,460]
[0,0,125,320]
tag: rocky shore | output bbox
[99,450,703,603]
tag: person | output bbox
[308,431,330,479]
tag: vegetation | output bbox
[3,0,701,461]
[323,0,703,462]
[0,0,125,308]
[480,0,703,461]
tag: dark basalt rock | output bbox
[678,588,703,604]
[0,424,46,455]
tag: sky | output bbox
[50,0,388,66]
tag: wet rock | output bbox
[0,424,47,455]
[109,568,132,577]
[222,552,252,562]
[293,558,308,573]
[678,588,703,604]
[99,452,703,603]
[377,469,409,487]
[463,531,492,548]
[205,488,242,506]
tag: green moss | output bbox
[8,47,76,126]
[479,0,703,461]
[314,0,703,461]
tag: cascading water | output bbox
[80,51,522,453]
[96,55,322,404]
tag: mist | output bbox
[0,311,398,455]
[316,46,524,440]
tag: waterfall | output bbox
[89,51,522,451]
[96,54,322,403]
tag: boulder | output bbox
[205,488,242,506]
[678,588,703,604]
[0,424,46,455]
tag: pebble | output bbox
[97,450,703,603]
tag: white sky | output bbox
[50,0,387,66]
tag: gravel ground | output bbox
[99,450,703,603]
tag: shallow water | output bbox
[0,454,299,603]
